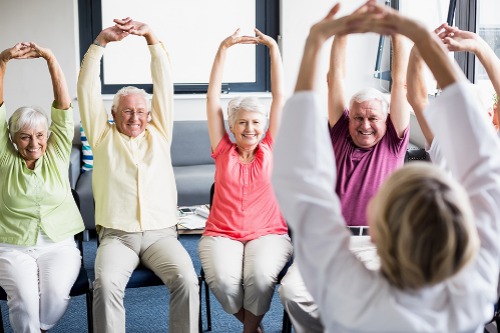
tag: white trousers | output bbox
[199,234,293,316]
[0,237,81,332]
[279,236,379,333]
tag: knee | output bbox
[93,274,125,298]
[171,269,199,292]
[207,272,240,295]
[247,270,275,293]
[278,279,296,305]
[42,285,71,303]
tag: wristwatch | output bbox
[93,39,105,48]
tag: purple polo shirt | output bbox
[330,110,409,226]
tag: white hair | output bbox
[9,106,49,139]
[349,88,390,117]
[227,96,267,128]
[111,86,150,112]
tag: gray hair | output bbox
[8,106,49,139]
[111,86,150,112]
[227,96,267,128]
[349,88,390,117]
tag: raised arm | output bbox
[114,18,173,139]
[327,35,348,127]
[406,46,433,145]
[78,24,130,147]
[113,17,159,45]
[28,43,71,110]
[388,34,411,137]
[206,30,257,151]
[255,29,284,138]
[442,26,500,102]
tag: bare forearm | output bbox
[46,55,71,110]
[412,28,463,89]
[328,35,347,125]
[269,42,285,104]
[295,37,323,92]
[267,41,285,136]
[407,49,433,144]
[329,35,347,83]
[475,41,500,99]
[391,34,409,86]
[144,31,159,45]
[0,51,9,105]
[206,46,226,110]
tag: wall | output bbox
[1,0,425,146]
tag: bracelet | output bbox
[93,39,105,48]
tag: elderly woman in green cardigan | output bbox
[0,42,84,332]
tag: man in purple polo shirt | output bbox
[278,33,411,333]
[329,36,410,228]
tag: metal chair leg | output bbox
[282,310,292,333]
[199,270,212,332]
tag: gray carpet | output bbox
[0,234,290,333]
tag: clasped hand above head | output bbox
[1,42,53,62]
[219,28,278,50]
[306,0,433,44]
[96,17,158,46]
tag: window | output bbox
[78,0,279,94]
[454,0,499,103]
[475,0,500,99]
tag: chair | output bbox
[199,183,293,333]
[96,220,205,332]
[0,189,93,333]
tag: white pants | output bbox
[0,237,81,332]
[279,236,379,333]
[199,234,293,316]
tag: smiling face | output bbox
[230,109,265,150]
[112,93,149,138]
[348,100,388,148]
[13,126,48,168]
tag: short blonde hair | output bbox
[371,162,479,290]
[227,96,267,128]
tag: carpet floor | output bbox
[0,233,290,333]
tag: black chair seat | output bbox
[126,265,164,289]
[70,266,92,297]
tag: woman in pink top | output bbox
[198,28,292,333]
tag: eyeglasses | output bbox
[121,110,149,118]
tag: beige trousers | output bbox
[93,227,199,333]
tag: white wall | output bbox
[1,0,425,145]
[2,0,80,121]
